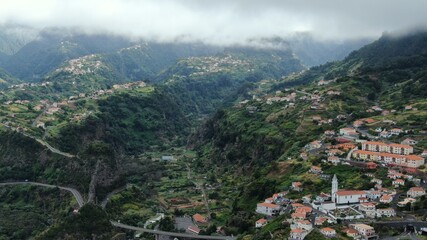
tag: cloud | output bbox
[0,0,426,46]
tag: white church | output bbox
[331,174,366,205]
[314,174,367,211]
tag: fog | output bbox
[0,0,426,46]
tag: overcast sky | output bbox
[1,0,427,46]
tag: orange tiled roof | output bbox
[389,143,412,149]
[321,227,336,232]
[291,228,304,233]
[336,190,365,196]
[295,206,313,213]
[256,218,267,223]
[193,214,207,223]
[408,187,425,192]
[257,202,280,208]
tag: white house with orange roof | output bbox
[349,223,377,239]
[359,202,376,218]
[344,228,359,238]
[255,218,268,228]
[392,179,405,187]
[320,227,336,237]
[293,220,313,231]
[340,127,359,137]
[401,138,418,145]
[407,187,426,198]
[292,182,303,192]
[256,202,282,216]
[290,228,309,240]
[376,208,396,218]
[380,194,393,204]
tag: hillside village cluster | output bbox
[238,80,426,239]
[0,81,147,131]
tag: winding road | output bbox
[111,221,236,240]
[1,181,236,239]
[0,181,85,207]
[0,123,75,158]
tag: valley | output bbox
[0,26,426,240]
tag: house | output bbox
[187,226,201,234]
[340,127,359,137]
[256,202,282,216]
[422,150,427,157]
[376,208,396,217]
[380,194,393,204]
[193,214,208,224]
[392,179,405,187]
[388,170,404,179]
[309,166,323,174]
[371,178,383,185]
[295,206,313,215]
[295,220,313,231]
[316,193,331,202]
[291,203,305,209]
[327,156,340,165]
[344,228,359,238]
[292,182,303,192]
[302,195,312,203]
[359,202,376,212]
[380,131,391,138]
[366,190,381,200]
[390,128,403,135]
[324,130,336,136]
[308,140,322,150]
[290,228,309,240]
[353,120,364,128]
[291,212,307,221]
[327,149,343,156]
[300,152,308,161]
[401,138,418,145]
[350,224,377,239]
[320,227,336,238]
[363,118,376,124]
[397,197,416,207]
[315,217,329,226]
[407,187,426,198]
[255,218,267,228]
[359,202,376,218]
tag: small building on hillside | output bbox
[320,227,337,238]
[255,218,268,228]
[407,187,426,198]
[256,202,282,216]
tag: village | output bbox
[243,80,427,239]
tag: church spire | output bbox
[332,174,338,201]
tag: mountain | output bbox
[188,32,427,238]
[287,33,373,67]
[0,30,134,81]
[0,67,19,88]
[193,31,427,167]
[162,47,305,115]
[0,25,39,55]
